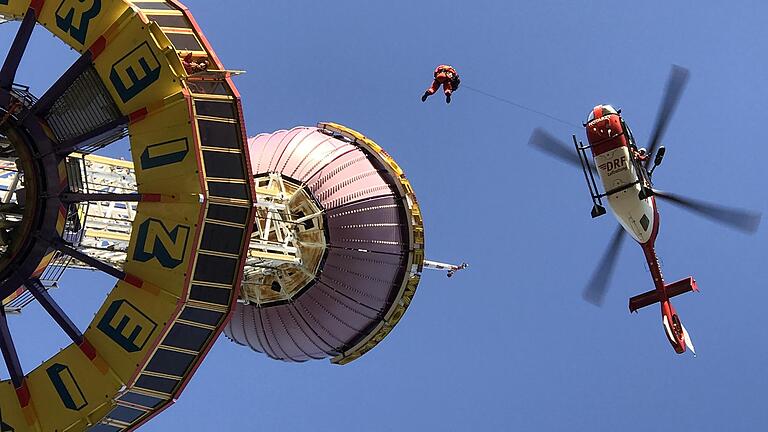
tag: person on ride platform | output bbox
[181,52,209,75]
[421,65,460,104]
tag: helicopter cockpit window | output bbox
[586,105,619,124]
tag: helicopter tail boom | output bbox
[628,276,698,313]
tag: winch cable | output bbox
[462,83,580,128]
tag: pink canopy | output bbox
[224,126,421,363]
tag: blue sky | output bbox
[3,1,768,430]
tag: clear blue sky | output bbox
[3,1,768,430]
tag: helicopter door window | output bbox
[639,214,650,231]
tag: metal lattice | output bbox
[45,66,126,152]
[10,83,37,108]
[1,153,138,314]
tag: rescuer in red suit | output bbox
[421,65,460,104]
[630,144,649,163]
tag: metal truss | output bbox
[2,153,137,313]
[241,173,326,305]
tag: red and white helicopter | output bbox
[530,66,761,355]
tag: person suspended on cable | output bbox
[421,64,460,104]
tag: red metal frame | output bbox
[125,1,257,430]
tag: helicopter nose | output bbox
[588,118,609,139]
[586,113,623,146]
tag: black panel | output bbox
[149,14,191,28]
[640,214,650,231]
[207,204,249,224]
[108,405,146,423]
[135,374,178,394]
[166,33,203,51]
[198,120,240,149]
[164,323,213,352]
[118,391,165,409]
[190,284,232,305]
[200,223,244,255]
[145,349,196,377]
[188,80,231,96]
[195,100,237,119]
[88,425,122,432]
[202,151,246,179]
[193,254,238,285]
[207,181,249,199]
[179,307,224,326]
[134,2,175,9]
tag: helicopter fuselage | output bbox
[594,145,657,244]
[586,111,694,354]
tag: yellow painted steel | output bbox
[0,1,30,19]
[317,123,426,365]
[129,96,200,195]
[24,345,119,431]
[80,153,134,169]
[84,279,181,384]
[91,20,185,114]
[1,1,253,431]
[37,0,130,53]
[83,229,130,242]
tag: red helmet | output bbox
[435,64,457,75]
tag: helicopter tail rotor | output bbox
[681,322,696,356]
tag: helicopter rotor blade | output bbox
[583,226,626,306]
[645,65,689,168]
[529,128,595,171]
[652,189,761,234]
